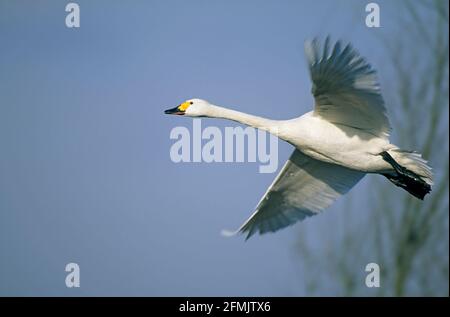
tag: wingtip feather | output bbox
[220,229,239,238]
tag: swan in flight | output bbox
[165,38,433,239]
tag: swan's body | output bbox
[276,112,393,172]
[165,38,433,239]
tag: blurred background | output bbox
[0,0,448,296]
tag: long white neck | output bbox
[205,105,281,136]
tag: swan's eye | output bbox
[190,101,193,105]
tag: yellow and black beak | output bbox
[164,105,185,115]
[164,101,191,115]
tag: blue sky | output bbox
[0,0,441,295]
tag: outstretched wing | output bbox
[305,37,391,138]
[224,150,364,240]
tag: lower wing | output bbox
[223,149,365,240]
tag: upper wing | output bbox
[225,150,364,240]
[305,37,391,138]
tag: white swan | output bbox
[165,38,433,239]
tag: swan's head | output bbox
[164,98,212,117]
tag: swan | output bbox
[164,38,433,239]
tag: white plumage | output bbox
[306,37,391,138]
[165,38,433,239]
[222,150,364,239]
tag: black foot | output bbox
[380,151,431,200]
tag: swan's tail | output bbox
[381,149,433,200]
